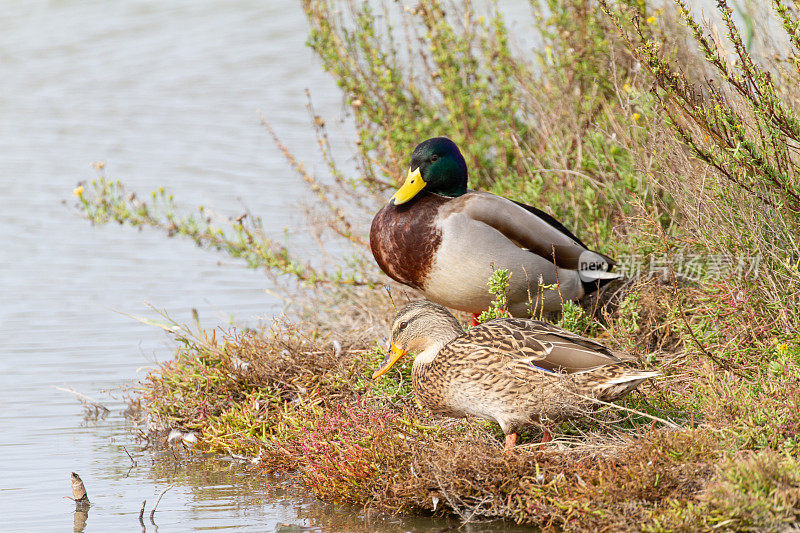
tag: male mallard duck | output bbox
[372,300,657,452]
[370,137,619,317]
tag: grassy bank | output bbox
[76,0,800,529]
[137,280,800,530]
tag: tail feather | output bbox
[578,249,621,293]
[580,269,623,281]
[605,370,660,385]
[584,369,659,401]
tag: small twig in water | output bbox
[71,472,90,507]
[138,500,147,522]
[123,446,137,466]
[54,386,110,413]
[150,485,174,521]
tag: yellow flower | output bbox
[632,113,641,122]
[646,15,656,24]
[778,343,788,353]
[73,186,84,197]
[623,83,632,93]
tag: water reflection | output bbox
[74,508,89,533]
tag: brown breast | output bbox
[369,192,447,289]
[412,361,460,417]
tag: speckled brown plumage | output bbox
[376,301,658,449]
[414,338,646,430]
[369,191,446,290]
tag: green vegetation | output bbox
[476,268,511,322]
[74,0,800,529]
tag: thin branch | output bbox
[54,386,110,413]
[569,393,680,428]
[150,485,174,521]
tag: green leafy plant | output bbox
[75,175,373,287]
[476,268,511,323]
[558,300,598,335]
[600,0,800,329]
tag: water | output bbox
[0,0,451,530]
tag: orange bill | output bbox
[372,343,407,379]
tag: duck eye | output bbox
[399,321,408,330]
[430,154,439,162]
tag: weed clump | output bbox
[138,291,800,529]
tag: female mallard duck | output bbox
[372,300,657,452]
[370,137,619,317]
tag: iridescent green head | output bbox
[390,137,469,205]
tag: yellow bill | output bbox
[372,343,407,379]
[390,167,426,205]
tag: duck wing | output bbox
[509,199,587,248]
[466,318,632,374]
[456,191,616,278]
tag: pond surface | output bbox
[0,1,537,530]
